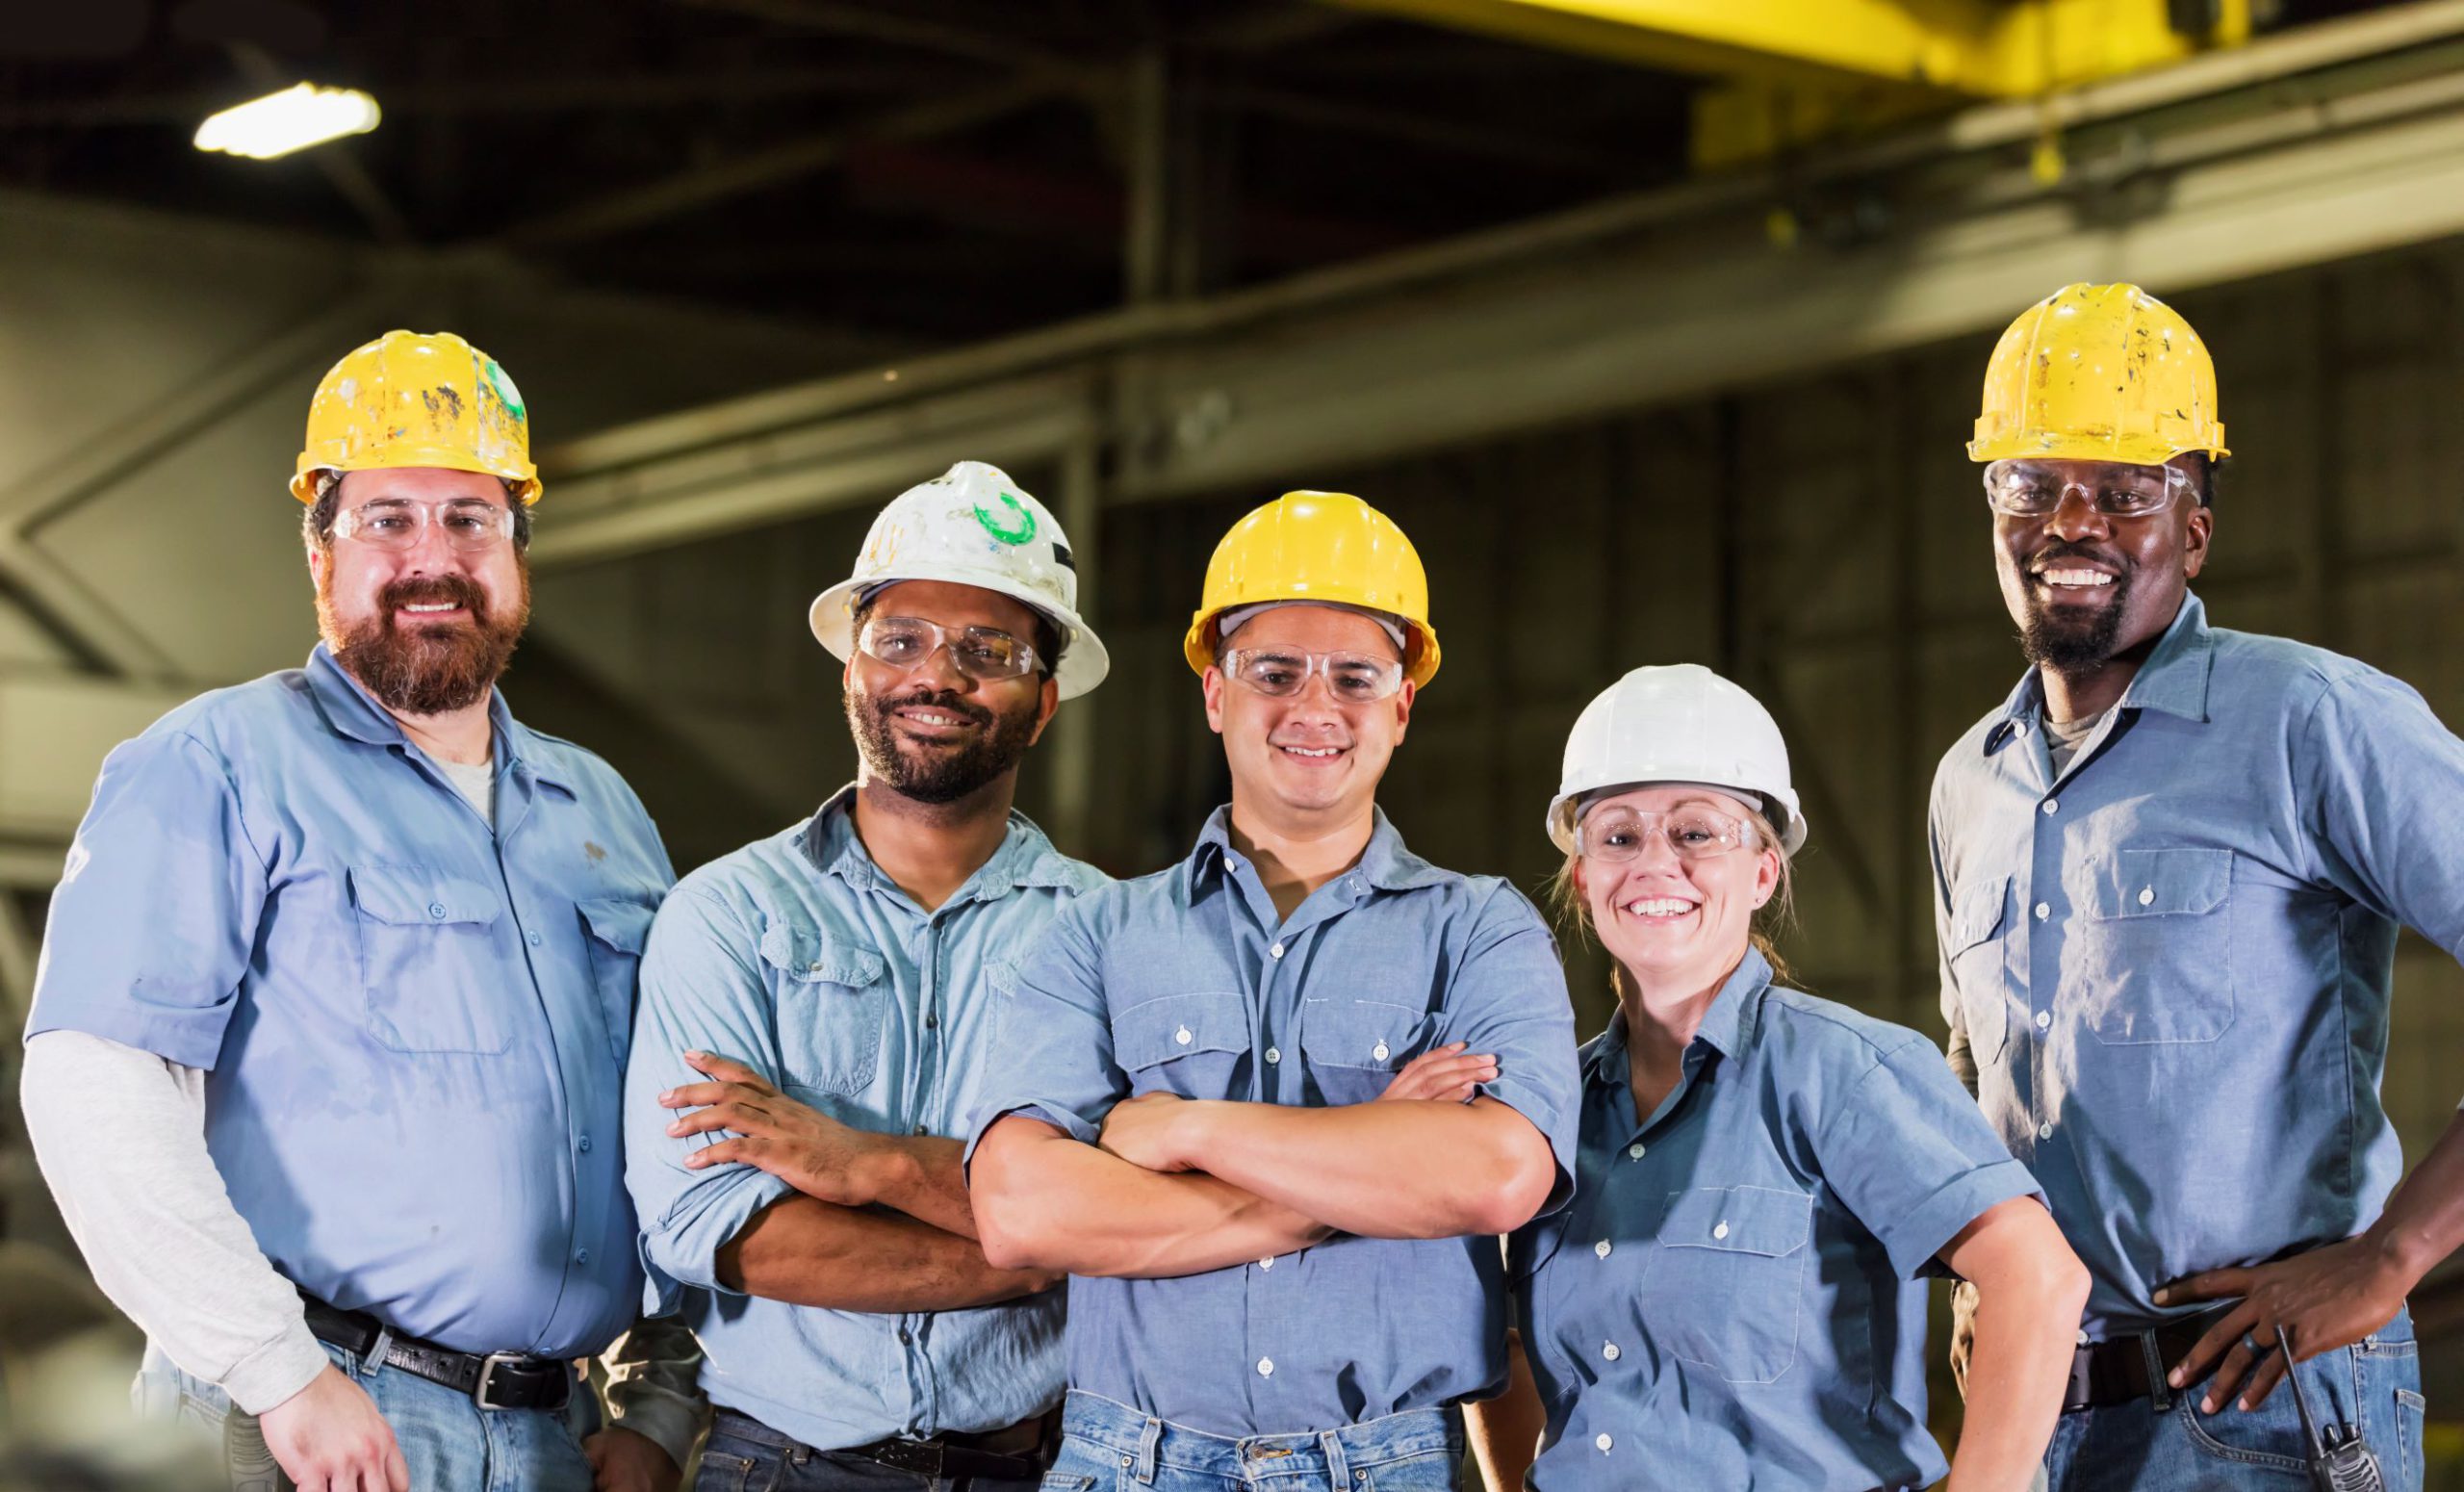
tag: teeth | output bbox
[401,603,457,612]
[1623,898,1695,917]
[1281,746,1341,759]
[904,711,966,727]
[2040,569,2115,587]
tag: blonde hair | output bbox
[1545,800,1800,991]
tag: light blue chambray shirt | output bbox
[1511,949,2040,1492]
[1933,592,2464,1337]
[26,645,672,1357]
[964,807,1581,1438]
[625,788,1104,1452]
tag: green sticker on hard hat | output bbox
[482,358,526,424]
[974,492,1037,546]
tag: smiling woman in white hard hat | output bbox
[1465,664,2090,1492]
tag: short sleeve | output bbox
[1435,885,1582,1214]
[26,730,267,1069]
[2298,671,2464,964]
[1812,1037,2041,1280]
[962,902,1121,1166]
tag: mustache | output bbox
[378,574,489,619]
[2029,543,2130,576]
[872,687,992,727]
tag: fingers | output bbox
[2200,1326,2267,1413]
[656,1080,757,1111]
[682,1137,762,1170]
[2154,1267,2249,1308]
[2236,1347,2290,1410]
[681,1050,774,1092]
[2169,1301,2255,1390]
[666,1099,773,1139]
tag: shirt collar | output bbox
[1986,590,2216,749]
[303,643,567,789]
[1582,945,1775,1086]
[1181,805,1450,902]
[800,782,1078,901]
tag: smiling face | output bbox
[1574,785,1781,1001]
[1992,456,2212,676]
[1202,604,1414,833]
[844,579,1058,806]
[309,467,529,716]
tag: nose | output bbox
[398,512,462,573]
[2046,486,2113,544]
[910,641,973,694]
[1627,828,1685,873]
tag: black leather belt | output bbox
[300,1297,572,1413]
[2063,1304,2235,1413]
[717,1406,1055,1483]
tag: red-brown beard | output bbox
[319,563,531,715]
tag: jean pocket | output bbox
[1360,1449,1458,1491]
[1638,1185,1813,1383]
[690,1448,759,1492]
[758,924,887,1096]
[2082,847,2234,1044]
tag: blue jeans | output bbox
[1040,1389,1461,1492]
[135,1338,595,1492]
[693,1409,1043,1492]
[2044,1308,2425,1491]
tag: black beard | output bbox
[848,684,1040,805]
[2017,557,2131,674]
[321,568,528,715]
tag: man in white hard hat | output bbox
[624,461,1108,1491]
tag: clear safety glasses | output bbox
[856,615,1041,682]
[1220,647,1405,704]
[1577,805,1752,863]
[331,498,517,552]
[1983,459,2190,520]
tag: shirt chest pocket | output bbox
[1946,876,2013,1066]
[1299,998,1428,1106]
[347,865,514,1056]
[758,925,888,1096]
[578,897,656,1066]
[1636,1184,1814,1384]
[1113,993,1244,1097]
[2078,847,2234,1045]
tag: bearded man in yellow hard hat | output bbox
[21,331,694,1492]
[1933,283,2464,1487]
[966,491,1580,1491]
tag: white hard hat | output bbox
[1544,663,1807,857]
[809,461,1110,700]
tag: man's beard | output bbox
[2017,554,2131,674]
[319,566,530,715]
[848,684,1040,805]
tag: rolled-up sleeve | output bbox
[622,887,792,1305]
[1439,884,1582,1212]
[963,901,1120,1164]
[1814,1036,2043,1280]
[27,730,266,1069]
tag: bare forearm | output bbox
[719,1196,1055,1311]
[1177,1097,1554,1239]
[859,1137,980,1239]
[2364,1112,2464,1288]
[973,1119,1329,1277]
[1943,1200,2090,1492]
[1466,1329,1544,1492]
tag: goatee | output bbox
[848,685,1040,805]
[321,567,530,715]
[2018,558,2131,674]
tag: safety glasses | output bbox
[1220,647,1405,704]
[331,498,516,552]
[1983,459,2190,519]
[856,615,1040,682]
[1577,805,1751,863]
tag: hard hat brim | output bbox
[1182,605,1441,687]
[811,573,1110,701]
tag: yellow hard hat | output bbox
[1968,283,2228,467]
[1183,490,1441,686]
[291,330,541,504]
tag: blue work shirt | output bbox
[1511,949,2040,1491]
[626,789,1104,1452]
[1932,592,2464,1336]
[26,644,671,1357]
[965,807,1581,1438]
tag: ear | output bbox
[1025,675,1061,746]
[1750,847,1783,911]
[305,543,326,590]
[1201,665,1227,735]
[1390,678,1417,745]
[2181,502,2214,580]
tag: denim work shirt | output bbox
[965,807,1581,1438]
[26,645,671,1357]
[1510,950,2040,1491]
[1932,592,2464,1336]
[626,789,1105,1451]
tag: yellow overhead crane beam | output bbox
[1324,0,2252,164]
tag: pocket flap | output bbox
[348,864,502,927]
[578,896,656,956]
[757,922,886,987]
[1299,998,1427,1070]
[2093,847,2231,918]
[1659,1185,1812,1259]
[1950,876,2008,951]
[1114,993,1243,1068]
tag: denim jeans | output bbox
[134,1338,595,1492]
[2044,1308,2425,1491]
[693,1409,1043,1492]
[1038,1390,1461,1492]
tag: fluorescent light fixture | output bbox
[193,83,379,160]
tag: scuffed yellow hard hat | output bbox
[1969,283,2228,467]
[1184,490,1440,686]
[292,330,541,504]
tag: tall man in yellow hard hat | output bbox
[21,331,694,1492]
[967,491,1580,1491]
[1932,283,2464,1486]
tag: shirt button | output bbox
[1712,1221,1730,1241]
[1601,1342,1620,1361]
[1269,942,1285,960]
[912,1124,929,1136]
[578,1135,592,1153]
[1265,1047,1281,1065]
[2139,886,2156,906]
[808,961,825,973]
[2038,1121,2055,1140]
[2035,902,2050,920]
[2078,1329,2092,1346]
[428,903,448,919]
[2035,1011,2052,1031]
[924,1014,939,1029]
[526,931,542,946]
[1627,1143,1645,1160]
[1256,1357,1274,1377]
[1594,1239,1611,1259]
[1175,1026,1194,1046]
[1595,1434,1613,1453]
[1259,1256,1274,1271]
[897,1327,911,1344]
[1372,1041,1390,1061]
[574,1248,590,1265]
[2041,798,2059,815]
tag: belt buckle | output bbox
[473,1352,527,1411]
[869,1440,947,1477]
